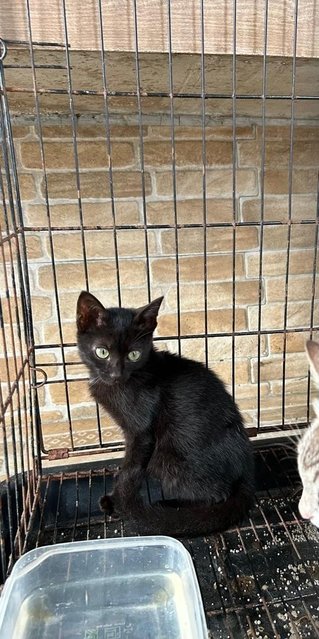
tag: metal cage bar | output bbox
[0,3,319,618]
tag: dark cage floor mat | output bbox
[24,445,319,639]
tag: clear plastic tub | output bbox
[0,536,208,638]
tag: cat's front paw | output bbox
[212,486,230,504]
[99,494,120,519]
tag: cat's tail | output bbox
[100,479,254,537]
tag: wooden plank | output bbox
[4,50,319,119]
[1,0,319,58]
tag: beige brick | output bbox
[121,288,164,308]
[34,353,58,379]
[26,235,43,259]
[251,353,309,383]
[19,175,37,200]
[166,280,261,310]
[246,249,316,277]
[256,125,319,141]
[144,140,233,167]
[66,361,89,378]
[238,140,319,168]
[44,323,77,345]
[38,262,104,291]
[43,171,152,199]
[237,394,289,412]
[2,236,18,263]
[57,291,111,322]
[242,195,317,222]
[0,356,24,383]
[259,405,309,424]
[64,348,82,363]
[57,288,156,321]
[0,384,28,412]
[107,125,145,138]
[40,124,144,138]
[236,396,259,411]
[235,382,269,399]
[0,205,5,228]
[269,332,309,354]
[264,169,318,195]
[48,379,90,405]
[38,259,146,290]
[161,226,258,255]
[0,324,35,356]
[248,301,318,331]
[39,410,65,424]
[0,263,10,291]
[5,235,43,262]
[147,198,235,225]
[266,275,315,303]
[158,309,246,336]
[47,229,156,260]
[117,230,157,257]
[271,378,316,396]
[25,201,140,227]
[179,339,205,362]
[155,169,257,197]
[241,412,256,426]
[148,125,254,139]
[151,254,244,284]
[209,361,249,385]
[259,394,307,411]
[13,125,30,138]
[32,382,48,407]
[208,334,267,360]
[24,204,48,228]
[263,225,316,251]
[238,393,310,420]
[21,141,135,169]
[30,296,53,322]
[111,258,147,288]
[1,296,23,325]
[70,406,99,420]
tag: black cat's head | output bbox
[76,291,164,385]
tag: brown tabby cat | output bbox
[298,340,319,528]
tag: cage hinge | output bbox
[48,447,69,461]
[245,427,258,438]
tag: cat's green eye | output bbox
[128,350,141,362]
[95,347,109,359]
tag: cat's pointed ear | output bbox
[306,340,319,384]
[76,291,106,333]
[134,296,164,333]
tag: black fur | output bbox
[76,291,255,536]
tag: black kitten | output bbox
[76,291,255,536]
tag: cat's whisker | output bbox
[89,377,101,388]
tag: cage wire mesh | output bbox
[0,0,319,635]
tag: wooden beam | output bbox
[1,0,319,58]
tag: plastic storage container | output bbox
[0,536,208,638]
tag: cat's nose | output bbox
[109,370,121,380]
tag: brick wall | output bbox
[1,119,319,453]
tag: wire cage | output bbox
[0,0,319,636]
